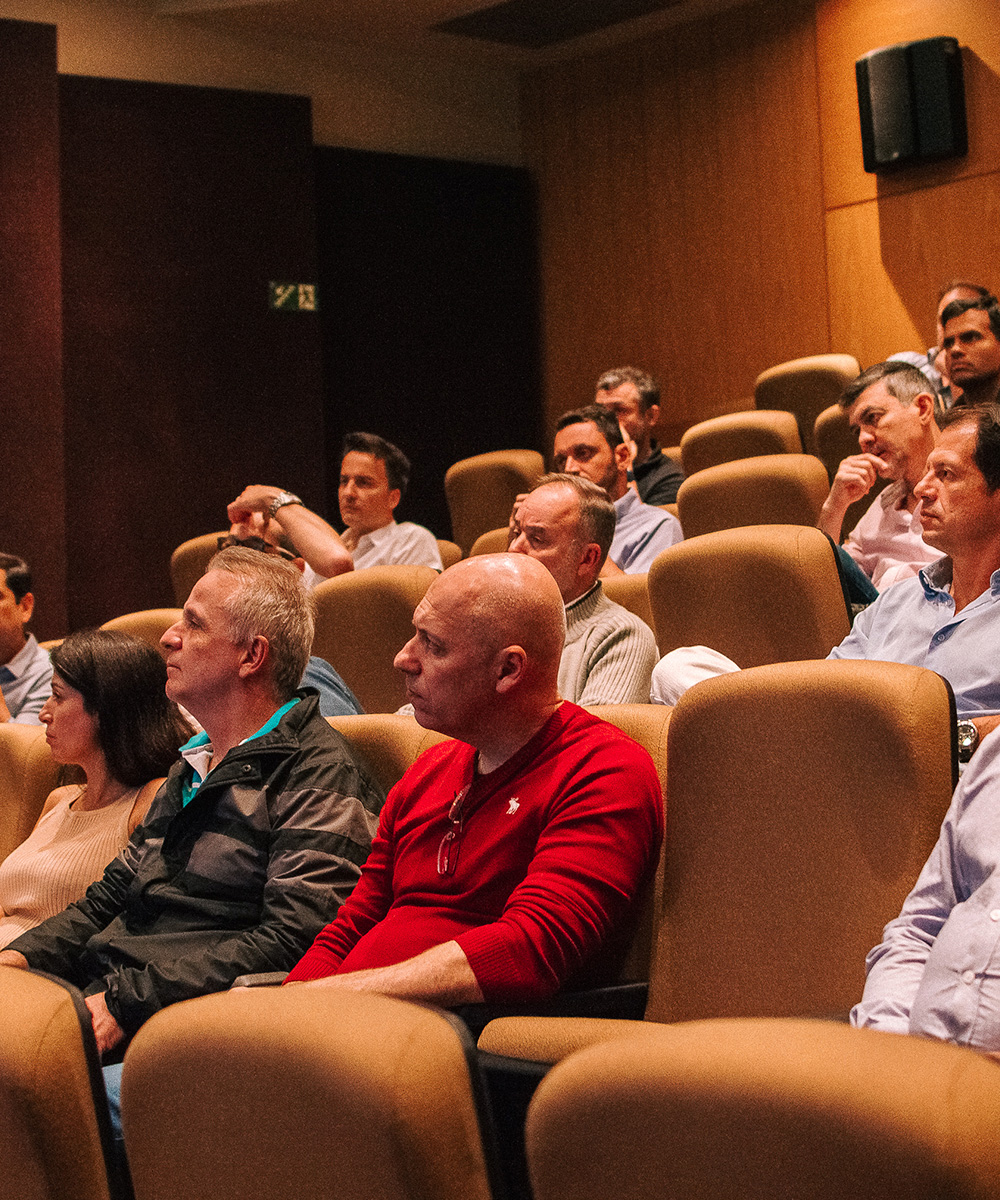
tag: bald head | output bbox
[429,554,565,675]
[395,554,566,749]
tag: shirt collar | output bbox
[1,633,41,681]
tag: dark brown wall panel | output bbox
[0,20,65,639]
[315,146,541,540]
[60,76,324,628]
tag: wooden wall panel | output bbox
[816,0,1000,211]
[60,77,324,629]
[0,20,65,639]
[826,175,1000,369]
[523,0,830,448]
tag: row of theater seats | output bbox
[444,358,861,557]
[156,519,852,715]
[0,654,968,1200]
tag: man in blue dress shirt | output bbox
[0,553,52,725]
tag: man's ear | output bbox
[17,592,34,625]
[238,634,270,679]
[579,542,602,575]
[494,645,527,694]
[388,488,401,513]
[915,392,936,425]
[644,402,661,429]
[613,442,631,471]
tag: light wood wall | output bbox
[524,0,1000,447]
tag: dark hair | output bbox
[0,553,32,604]
[839,361,934,410]
[50,629,187,787]
[595,366,660,412]
[554,404,624,450]
[532,472,617,567]
[938,403,1000,493]
[938,279,992,304]
[341,432,411,496]
[940,296,1000,340]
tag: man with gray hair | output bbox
[818,360,943,598]
[0,548,383,1085]
[508,473,658,704]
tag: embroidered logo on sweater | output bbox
[506,797,520,815]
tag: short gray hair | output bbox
[207,546,314,701]
[531,472,616,568]
[839,361,933,410]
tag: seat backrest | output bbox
[600,574,653,630]
[100,608,181,656]
[312,564,438,713]
[0,967,125,1200]
[680,409,802,477]
[647,524,850,663]
[676,453,831,539]
[469,526,511,557]
[646,658,956,1024]
[445,449,544,555]
[169,531,225,607]
[0,724,63,865]
[526,1017,1000,1200]
[327,713,450,796]
[122,988,497,1200]
[584,704,670,983]
[754,353,860,454]
[436,539,464,569]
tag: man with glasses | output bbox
[281,553,663,1005]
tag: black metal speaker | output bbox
[856,36,967,173]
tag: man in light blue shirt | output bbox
[0,553,51,725]
[852,720,1000,1047]
[553,404,682,574]
[653,405,1000,744]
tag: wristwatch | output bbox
[956,719,980,763]
[267,491,303,519]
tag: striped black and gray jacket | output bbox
[10,691,383,1036]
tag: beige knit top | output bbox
[0,784,135,949]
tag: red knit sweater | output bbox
[285,703,663,1001]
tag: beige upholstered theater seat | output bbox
[436,539,463,569]
[121,989,496,1200]
[479,659,955,1063]
[0,967,128,1200]
[169,531,225,607]
[469,526,510,557]
[100,608,181,657]
[646,524,849,662]
[445,449,544,556]
[754,353,860,454]
[312,565,437,713]
[676,453,831,539]
[526,1018,1000,1200]
[327,712,449,796]
[679,409,802,477]
[0,724,62,865]
[600,574,653,630]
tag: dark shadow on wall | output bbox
[315,146,542,541]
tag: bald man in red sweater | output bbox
[284,553,663,1004]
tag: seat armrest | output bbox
[451,981,648,1039]
[230,971,289,989]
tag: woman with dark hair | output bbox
[0,628,188,947]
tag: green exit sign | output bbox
[269,282,319,312]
